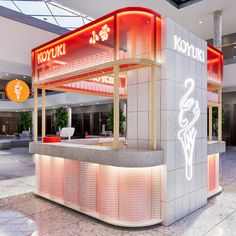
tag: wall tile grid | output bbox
[160,18,208,226]
[127,67,154,149]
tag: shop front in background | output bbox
[0,113,20,135]
[37,103,114,137]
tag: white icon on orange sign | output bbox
[178,78,200,181]
[14,81,23,100]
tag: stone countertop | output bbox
[29,142,164,168]
[207,141,226,155]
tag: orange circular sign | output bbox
[5,80,30,103]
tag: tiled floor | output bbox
[0,148,236,235]
[0,148,34,181]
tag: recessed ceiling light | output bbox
[96,102,99,104]
[198,20,203,24]
[80,104,83,106]
[23,76,26,79]
[5,73,8,76]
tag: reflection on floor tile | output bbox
[0,149,236,235]
[0,147,34,181]
[0,176,35,198]
[206,210,236,236]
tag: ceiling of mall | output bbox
[0,72,30,82]
[0,0,94,30]
[56,0,236,40]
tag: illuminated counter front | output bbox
[30,142,164,227]
[207,141,226,198]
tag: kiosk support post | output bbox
[218,87,222,142]
[33,87,38,143]
[41,88,46,139]
[151,66,157,150]
[209,106,213,141]
[113,65,119,150]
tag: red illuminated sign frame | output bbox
[207,44,223,84]
[31,7,162,98]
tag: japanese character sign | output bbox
[89,24,110,44]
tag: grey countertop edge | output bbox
[207,141,226,155]
[29,142,164,168]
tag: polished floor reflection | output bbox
[0,148,236,235]
[0,148,34,181]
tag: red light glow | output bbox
[207,45,223,83]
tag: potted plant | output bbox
[53,107,69,134]
[107,108,126,136]
[208,107,224,139]
[19,112,32,136]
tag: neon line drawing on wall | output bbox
[178,78,200,181]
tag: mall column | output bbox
[213,10,223,142]
[67,107,72,127]
[213,10,222,51]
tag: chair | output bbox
[60,127,75,140]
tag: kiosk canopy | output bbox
[32,7,161,97]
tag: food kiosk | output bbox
[30,7,225,227]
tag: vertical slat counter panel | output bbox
[64,159,80,206]
[79,162,97,213]
[51,157,64,201]
[151,166,161,219]
[208,153,220,197]
[119,168,152,223]
[97,165,119,220]
[35,154,40,192]
[208,154,217,192]
[39,155,51,197]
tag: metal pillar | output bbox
[67,107,72,127]
[213,10,222,51]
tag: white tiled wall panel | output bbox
[126,17,208,226]
[159,18,208,226]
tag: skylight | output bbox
[0,0,94,30]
